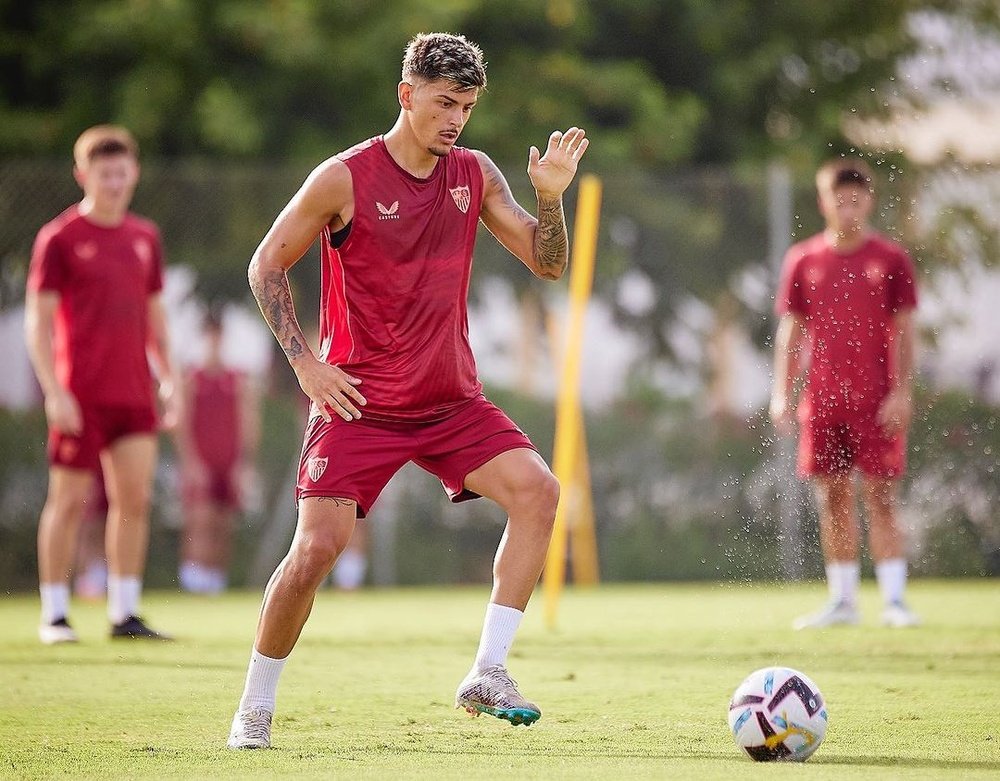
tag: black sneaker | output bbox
[110,615,173,641]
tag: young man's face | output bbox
[75,153,140,212]
[818,183,874,237]
[401,78,479,157]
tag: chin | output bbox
[429,144,452,158]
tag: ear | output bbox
[72,165,86,190]
[398,81,413,110]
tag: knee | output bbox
[289,533,346,580]
[520,468,560,525]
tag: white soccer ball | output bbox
[727,666,828,761]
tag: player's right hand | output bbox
[292,355,366,422]
[45,389,82,435]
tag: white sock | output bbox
[238,649,288,712]
[825,561,860,606]
[875,558,908,605]
[332,549,367,590]
[107,575,142,624]
[472,603,523,674]
[204,568,227,595]
[40,582,71,624]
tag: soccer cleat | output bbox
[110,615,173,641]
[227,707,273,749]
[39,617,79,645]
[881,600,921,628]
[792,600,860,630]
[455,664,541,726]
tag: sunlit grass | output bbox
[1,580,998,779]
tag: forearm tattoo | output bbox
[249,265,307,361]
[535,196,568,275]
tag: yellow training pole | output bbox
[544,173,602,629]
[570,422,600,585]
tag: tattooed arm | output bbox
[476,127,589,280]
[248,157,367,422]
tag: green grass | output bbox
[1,580,998,779]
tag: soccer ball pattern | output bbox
[727,667,828,761]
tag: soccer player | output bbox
[25,124,178,643]
[175,310,259,594]
[227,32,588,748]
[770,158,920,630]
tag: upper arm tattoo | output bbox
[248,265,306,361]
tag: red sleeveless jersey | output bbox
[190,367,241,468]
[319,136,485,421]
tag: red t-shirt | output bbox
[190,367,241,468]
[318,136,485,421]
[27,205,164,407]
[775,232,918,421]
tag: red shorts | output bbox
[797,414,906,479]
[48,403,158,471]
[296,395,538,517]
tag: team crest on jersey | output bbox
[376,200,400,220]
[307,456,328,482]
[74,241,98,260]
[450,185,471,214]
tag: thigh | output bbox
[101,432,158,508]
[296,414,413,517]
[413,397,539,504]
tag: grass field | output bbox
[1,580,998,780]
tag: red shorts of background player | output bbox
[296,395,538,517]
[48,404,158,471]
[797,412,906,479]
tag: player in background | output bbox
[770,158,920,630]
[175,310,260,594]
[227,32,588,748]
[25,125,179,643]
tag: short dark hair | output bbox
[401,32,487,91]
[816,158,875,196]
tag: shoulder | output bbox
[869,232,912,261]
[469,149,504,190]
[125,213,162,239]
[783,234,824,270]
[36,206,82,244]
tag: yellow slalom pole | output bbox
[570,422,600,585]
[544,173,602,630]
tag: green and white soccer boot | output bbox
[455,665,541,726]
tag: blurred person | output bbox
[328,521,367,591]
[25,124,178,643]
[227,32,588,749]
[175,310,260,594]
[73,471,108,600]
[770,158,920,630]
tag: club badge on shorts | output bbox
[307,456,328,482]
[450,185,471,214]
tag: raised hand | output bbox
[528,127,589,198]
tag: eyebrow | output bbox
[435,93,477,107]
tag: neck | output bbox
[383,115,440,179]
[79,197,127,227]
[825,226,868,253]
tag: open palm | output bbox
[528,127,589,197]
